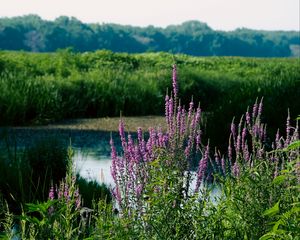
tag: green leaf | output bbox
[263,201,280,217]
[149,159,160,167]
[286,140,300,150]
[259,233,274,240]
[272,219,284,231]
[272,175,286,185]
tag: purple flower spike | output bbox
[165,94,169,125]
[180,108,186,135]
[188,100,194,123]
[241,127,247,150]
[246,111,251,126]
[64,184,69,199]
[195,143,209,192]
[228,135,233,161]
[49,185,55,200]
[119,120,127,151]
[221,157,226,175]
[233,161,240,177]
[110,138,118,181]
[231,121,236,137]
[196,130,201,151]
[286,110,291,145]
[252,100,258,120]
[135,184,143,198]
[113,186,122,206]
[176,104,182,133]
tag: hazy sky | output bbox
[0,0,299,31]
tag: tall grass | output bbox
[1,50,299,149]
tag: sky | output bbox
[0,0,299,31]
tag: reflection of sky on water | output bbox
[73,149,114,187]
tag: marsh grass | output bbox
[1,51,299,149]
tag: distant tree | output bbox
[0,15,299,57]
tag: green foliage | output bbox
[259,159,300,240]
[0,51,299,149]
[0,15,299,57]
[76,175,112,208]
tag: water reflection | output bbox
[74,149,114,186]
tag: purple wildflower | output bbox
[195,143,209,192]
[113,186,122,206]
[196,130,201,151]
[231,121,236,141]
[184,135,193,159]
[75,188,81,209]
[64,184,69,199]
[187,100,194,123]
[176,104,182,134]
[241,127,247,151]
[228,135,233,161]
[236,135,241,156]
[246,110,251,126]
[286,110,291,145]
[110,138,118,182]
[165,94,169,125]
[49,185,55,200]
[168,97,174,133]
[232,161,240,177]
[180,108,186,136]
[252,100,258,120]
[221,157,226,175]
[57,184,63,199]
[275,129,282,149]
[135,184,143,198]
[119,120,127,151]
[243,144,250,162]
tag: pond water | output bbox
[0,126,221,201]
[73,149,114,186]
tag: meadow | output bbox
[0,51,299,239]
[0,50,299,148]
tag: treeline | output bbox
[0,50,299,148]
[0,15,299,57]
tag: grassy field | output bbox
[1,50,299,148]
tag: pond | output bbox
[74,149,114,186]
[0,125,123,186]
[0,121,221,202]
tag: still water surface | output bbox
[73,149,114,186]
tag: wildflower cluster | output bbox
[110,65,208,213]
[225,99,299,178]
[48,175,81,212]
